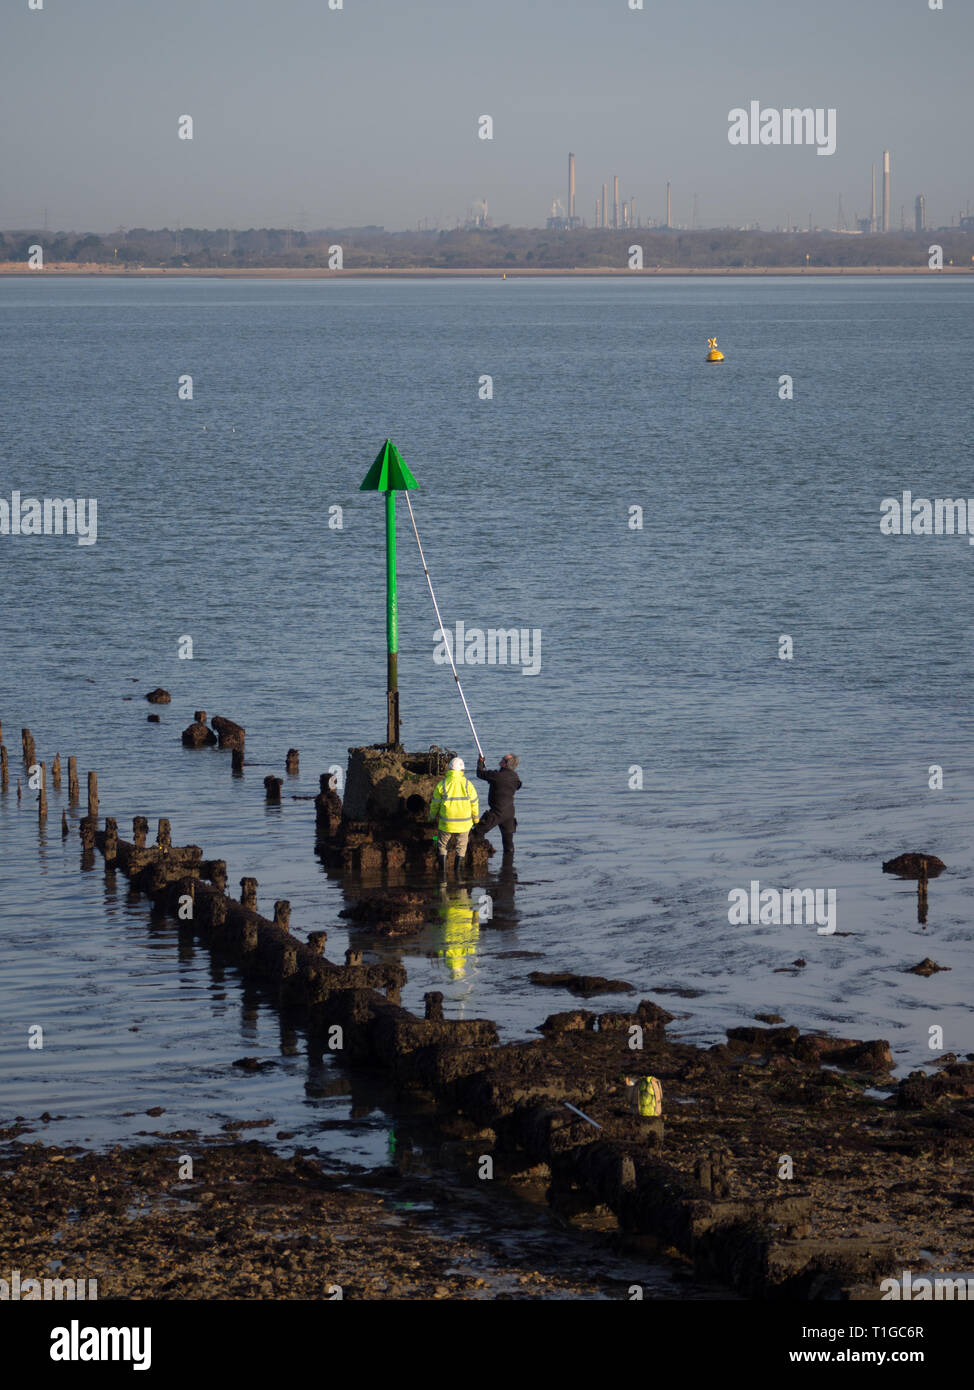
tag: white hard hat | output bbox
[449,756,465,770]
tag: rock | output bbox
[538,1010,595,1034]
[211,716,246,751]
[182,721,217,748]
[339,889,427,937]
[727,1026,800,1053]
[727,1028,893,1074]
[898,1063,974,1108]
[755,1012,785,1024]
[822,1039,893,1073]
[882,852,946,879]
[907,958,951,977]
[636,999,676,1027]
[147,714,160,723]
[528,971,634,998]
[145,688,171,704]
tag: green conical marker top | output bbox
[360,439,418,492]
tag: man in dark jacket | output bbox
[472,754,522,855]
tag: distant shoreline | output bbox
[0,262,971,279]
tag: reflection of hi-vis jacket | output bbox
[430,770,479,834]
[434,891,481,980]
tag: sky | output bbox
[0,0,970,233]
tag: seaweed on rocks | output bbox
[83,814,974,1299]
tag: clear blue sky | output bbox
[0,0,969,232]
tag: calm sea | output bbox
[1,274,972,1167]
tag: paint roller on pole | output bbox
[360,439,484,759]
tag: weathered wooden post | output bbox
[263,775,283,804]
[231,747,244,775]
[102,817,118,862]
[0,744,8,790]
[285,749,299,773]
[87,771,98,819]
[38,761,47,819]
[51,753,61,787]
[425,991,444,1021]
[273,900,291,932]
[240,877,258,911]
[918,855,929,926]
[133,816,148,849]
[22,728,35,765]
[68,757,80,803]
[157,819,171,854]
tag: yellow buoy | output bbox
[706,336,725,362]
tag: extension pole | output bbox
[403,491,485,763]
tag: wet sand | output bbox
[0,1132,681,1301]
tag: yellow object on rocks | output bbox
[636,1076,663,1117]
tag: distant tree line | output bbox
[1,225,972,270]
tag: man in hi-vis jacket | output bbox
[430,757,480,874]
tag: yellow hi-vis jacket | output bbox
[430,769,479,834]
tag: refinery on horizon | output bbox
[533,149,968,238]
[9,149,974,242]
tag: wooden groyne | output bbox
[79,807,966,1299]
[6,715,968,1298]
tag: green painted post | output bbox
[386,488,398,744]
[360,440,418,748]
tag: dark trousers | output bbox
[475,810,516,854]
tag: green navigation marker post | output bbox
[360,439,419,748]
